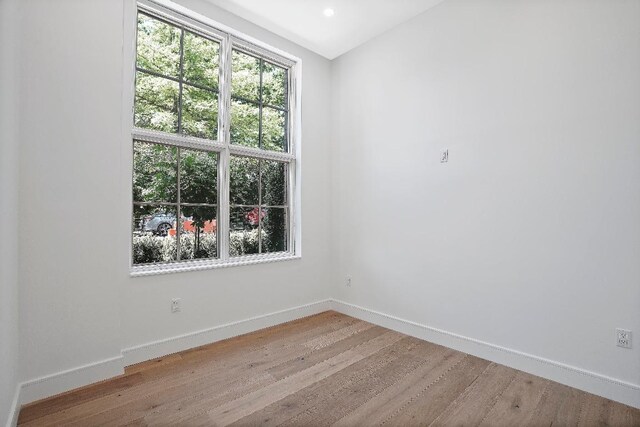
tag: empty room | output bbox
[1,0,639,425]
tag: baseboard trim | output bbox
[13,298,639,414]
[14,300,332,411]
[19,355,125,406]
[5,383,21,427]
[330,299,640,409]
[122,299,333,366]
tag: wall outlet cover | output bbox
[616,328,632,349]
[171,298,181,313]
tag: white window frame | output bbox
[124,0,302,276]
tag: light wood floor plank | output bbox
[478,370,550,426]
[332,348,470,426]
[379,355,492,426]
[231,336,435,427]
[88,316,366,426]
[20,313,356,427]
[201,331,404,426]
[266,324,383,381]
[16,372,146,425]
[17,311,640,427]
[265,338,442,426]
[140,323,387,425]
[429,362,519,426]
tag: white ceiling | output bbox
[206,0,446,59]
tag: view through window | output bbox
[131,6,296,269]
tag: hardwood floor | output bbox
[18,311,640,426]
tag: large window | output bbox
[131,2,298,273]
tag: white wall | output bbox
[0,0,21,423]
[17,0,127,394]
[16,0,332,402]
[332,0,639,401]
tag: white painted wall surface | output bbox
[16,0,332,401]
[17,0,128,397]
[331,0,640,394]
[0,0,21,423]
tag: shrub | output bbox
[133,230,267,264]
[175,233,218,260]
[132,233,165,264]
[229,229,263,256]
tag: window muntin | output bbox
[230,49,288,152]
[132,141,219,265]
[131,4,297,272]
[229,156,288,255]
[135,12,220,140]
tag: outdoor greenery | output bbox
[135,13,219,138]
[230,50,287,151]
[132,12,289,265]
[132,230,265,264]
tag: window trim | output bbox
[126,0,302,276]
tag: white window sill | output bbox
[130,253,301,277]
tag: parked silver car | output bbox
[140,212,175,235]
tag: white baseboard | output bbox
[19,355,125,406]
[13,298,639,416]
[14,300,332,412]
[14,300,333,412]
[122,299,333,366]
[5,383,21,427]
[330,299,640,409]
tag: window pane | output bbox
[261,107,286,152]
[183,31,219,88]
[261,160,286,206]
[230,156,259,205]
[181,86,218,139]
[230,99,259,148]
[133,205,177,264]
[262,207,287,253]
[262,62,287,108]
[133,141,177,203]
[231,50,260,101]
[180,205,217,260]
[136,13,181,78]
[229,207,260,256]
[180,149,217,204]
[134,72,179,132]
[132,12,294,266]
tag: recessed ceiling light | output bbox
[323,8,335,17]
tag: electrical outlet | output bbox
[440,149,449,163]
[616,328,632,349]
[171,298,181,313]
[345,276,352,287]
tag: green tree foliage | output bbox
[133,142,177,203]
[183,30,219,88]
[136,13,180,77]
[180,149,217,205]
[180,149,218,258]
[135,13,219,139]
[230,156,259,207]
[182,31,219,139]
[230,50,288,151]
[133,12,289,261]
[133,141,219,260]
[229,157,287,252]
